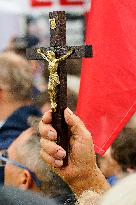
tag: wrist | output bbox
[69,166,109,196]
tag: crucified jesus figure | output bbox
[37,48,73,112]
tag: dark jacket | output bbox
[0,105,41,184]
[0,105,41,150]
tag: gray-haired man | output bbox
[0,128,76,204]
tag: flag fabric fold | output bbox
[76,0,136,155]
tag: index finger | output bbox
[39,110,57,140]
[42,110,52,124]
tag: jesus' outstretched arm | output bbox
[37,49,50,62]
[58,49,73,62]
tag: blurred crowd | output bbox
[0,33,136,205]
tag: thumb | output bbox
[64,107,91,138]
[64,108,85,130]
[64,108,96,167]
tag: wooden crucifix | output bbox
[26,11,93,166]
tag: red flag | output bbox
[76,0,136,155]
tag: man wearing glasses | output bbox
[0,128,76,204]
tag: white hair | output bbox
[0,52,32,101]
[99,173,136,205]
[15,131,74,198]
[76,190,101,205]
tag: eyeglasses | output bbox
[0,150,41,188]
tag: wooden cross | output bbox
[26,11,93,166]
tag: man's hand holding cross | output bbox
[39,108,109,197]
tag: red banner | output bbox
[60,0,83,6]
[31,0,83,7]
[31,0,52,7]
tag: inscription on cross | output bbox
[26,11,93,166]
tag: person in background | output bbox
[0,52,41,183]
[6,34,39,58]
[98,148,120,186]
[111,127,136,176]
[99,173,136,205]
[6,35,47,93]
[99,127,136,186]
[0,186,56,205]
[1,119,76,204]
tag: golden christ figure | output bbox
[37,48,73,112]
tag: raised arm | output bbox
[37,49,50,62]
[58,49,73,61]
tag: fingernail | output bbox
[55,160,63,167]
[47,130,57,140]
[42,117,46,123]
[57,150,66,158]
[66,107,73,115]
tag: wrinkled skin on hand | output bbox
[39,108,109,196]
